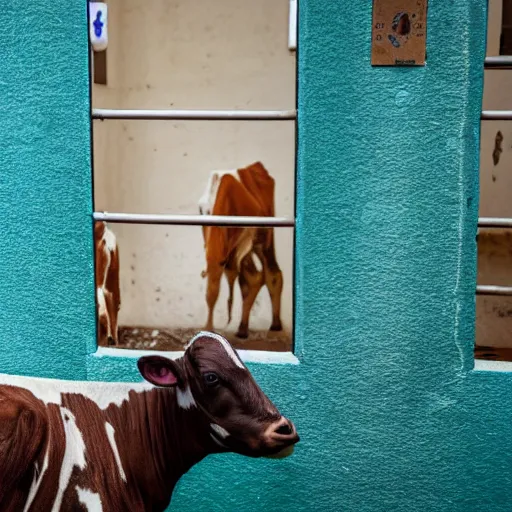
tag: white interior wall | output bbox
[477,0,512,349]
[92,0,296,334]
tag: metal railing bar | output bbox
[476,285,512,296]
[484,56,512,68]
[92,109,297,121]
[481,110,512,120]
[478,217,512,228]
[93,212,295,227]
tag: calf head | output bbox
[137,331,299,458]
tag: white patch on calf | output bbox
[76,487,103,511]
[210,423,230,439]
[176,385,196,410]
[252,252,263,272]
[210,433,228,448]
[187,331,245,370]
[102,225,117,253]
[198,169,239,215]
[96,287,112,340]
[96,287,108,316]
[53,408,87,511]
[105,422,127,482]
[23,447,50,512]
[99,244,111,291]
[234,228,255,270]
[0,373,154,410]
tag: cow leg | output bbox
[266,267,283,332]
[257,232,283,332]
[97,310,109,346]
[106,245,121,346]
[101,289,120,346]
[111,309,120,346]
[109,296,120,346]
[236,254,264,339]
[224,257,238,326]
[97,287,111,346]
[205,265,223,332]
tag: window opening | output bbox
[475,0,512,363]
[88,0,297,354]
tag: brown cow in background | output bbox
[198,162,284,338]
[94,221,121,346]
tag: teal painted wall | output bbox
[3,0,511,511]
[0,0,94,379]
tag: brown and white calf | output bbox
[198,162,284,338]
[0,332,299,511]
[94,221,121,346]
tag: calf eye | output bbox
[203,372,219,386]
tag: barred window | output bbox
[475,0,512,366]
[88,0,298,356]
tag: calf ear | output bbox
[137,356,182,387]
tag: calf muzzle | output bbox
[261,416,299,458]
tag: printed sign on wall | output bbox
[371,0,428,66]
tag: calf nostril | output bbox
[275,424,293,436]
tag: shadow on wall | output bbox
[95,163,294,353]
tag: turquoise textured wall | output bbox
[3,0,511,511]
[0,0,94,379]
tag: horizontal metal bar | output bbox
[93,212,295,227]
[92,109,296,121]
[481,110,512,120]
[484,56,512,68]
[476,285,512,296]
[478,217,512,228]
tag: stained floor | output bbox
[100,326,292,352]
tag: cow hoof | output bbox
[236,330,249,339]
[270,323,283,332]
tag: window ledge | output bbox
[474,359,512,372]
[93,346,300,365]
